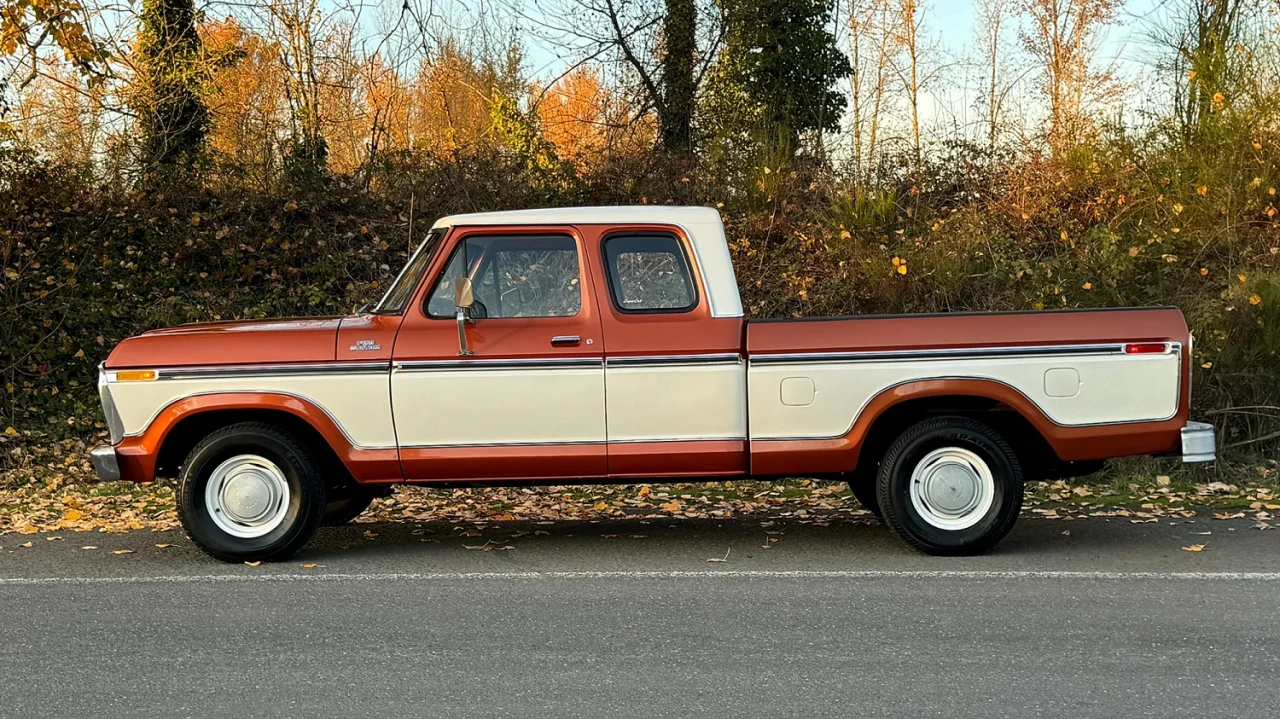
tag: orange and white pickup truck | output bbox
[90,206,1216,561]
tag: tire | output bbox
[876,416,1023,556]
[848,477,883,519]
[322,487,381,526]
[177,422,327,563]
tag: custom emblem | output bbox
[350,340,381,351]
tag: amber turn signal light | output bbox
[115,370,157,381]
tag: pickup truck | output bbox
[89,206,1217,562]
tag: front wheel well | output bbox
[156,409,354,487]
[851,395,1076,484]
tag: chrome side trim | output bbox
[143,362,390,381]
[606,353,743,368]
[399,440,605,450]
[608,436,746,444]
[394,357,603,371]
[748,343,1141,365]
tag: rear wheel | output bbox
[177,422,327,563]
[876,416,1023,556]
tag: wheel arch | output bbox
[146,394,356,484]
[849,379,1082,482]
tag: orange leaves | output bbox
[1249,294,1262,306]
[891,256,908,275]
[537,67,611,173]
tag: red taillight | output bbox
[1124,343,1168,354]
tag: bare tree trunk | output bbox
[893,0,923,170]
[977,0,1008,152]
[661,0,696,156]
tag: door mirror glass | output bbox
[453,277,474,308]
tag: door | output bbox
[585,226,749,478]
[391,226,607,481]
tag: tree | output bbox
[131,0,209,173]
[1166,0,1248,138]
[521,0,724,157]
[660,0,696,154]
[1019,0,1120,155]
[890,0,924,169]
[975,0,1013,152]
[720,0,851,153]
[1,0,104,91]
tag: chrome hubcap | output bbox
[909,447,995,531]
[205,454,290,538]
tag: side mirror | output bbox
[453,277,474,356]
[453,277,474,309]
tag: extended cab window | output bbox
[426,235,582,318]
[603,233,697,312]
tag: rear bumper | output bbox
[89,445,122,481]
[1181,421,1216,463]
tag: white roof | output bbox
[431,206,743,318]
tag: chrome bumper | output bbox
[89,445,121,481]
[1181,421,1217,463]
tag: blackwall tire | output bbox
[876,416,1023,556]
[177,422,327,563]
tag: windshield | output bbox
[372,228,445,314]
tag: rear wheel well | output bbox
[851,395,1078,485]
[156,409,355,488]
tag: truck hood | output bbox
[106,316,344,369]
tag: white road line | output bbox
[2,570,1280,585]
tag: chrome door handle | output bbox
[551,335,581,347]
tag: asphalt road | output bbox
[2,514,1278,718]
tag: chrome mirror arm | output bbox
[455,306,473,356]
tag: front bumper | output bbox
[1181,421,1217,463]
[89,445,122,481]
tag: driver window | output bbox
[426,235,582,318]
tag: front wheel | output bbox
[177,422,327,563]
[876,416,1023,556]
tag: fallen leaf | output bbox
[637,486,651,497]
[244,561,262,567]
[1214,512,1245,520]
[81,546,98,550]
[63,508,82,521]
[660,502,681,513]
[154,544,172,549]
[706,548,731,563]
[363,530,378,538]
[113,549,133,555]
[46,536,63,541]
[1156,476,1171,487]
[1255,522,1272,531]
[20,541,33,548]
[301,563,318,569]
[1182,544,1206,552]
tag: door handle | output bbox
[551,335,581,347]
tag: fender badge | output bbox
[350,340,381,351]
